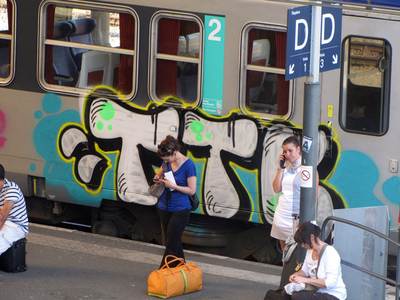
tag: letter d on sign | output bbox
[321,13,335,45]
[295,19,308,51]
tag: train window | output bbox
[40,3,137,96]
[0,0,14,84]
[240,26,290,117]
[150,14,202,105]
[340,36,391,135]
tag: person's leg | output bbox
[292,291,315,300]
[279,240,286,252]
[163,209,191,267]
[313,293,340,300]
[158,209,171,268]
[292,291,339,300]
[158,209,171,246]
[0,233,11,255]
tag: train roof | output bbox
[341,0,400,8]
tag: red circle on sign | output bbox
[301,170,310,181]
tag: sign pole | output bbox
[300,5,321,224]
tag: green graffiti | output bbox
[108,124,113,131]
[96,121,104,131]
[100,103,115,120]
[190,120,211,142]
[190,121,203,141]
[190,120,204,133]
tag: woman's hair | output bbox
[294,221,321,247]
[157,135,181,157]
[282,135,300,148]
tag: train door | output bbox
[321,10,400,235]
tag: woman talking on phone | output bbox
[154,135,197,268]
[271,135,302,252]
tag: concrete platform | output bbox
[0,224,283,300]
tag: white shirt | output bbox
[0,179,29,234]
[276,160,301,218]
[302,245,347,300]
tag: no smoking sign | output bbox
[300,165,313,188]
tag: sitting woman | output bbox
[289,221,347,300]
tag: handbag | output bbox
[189,194,199,211]
[148,163,167,198]
[148,183,165,198]
[147,255,202,298]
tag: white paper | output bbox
[164,171,176,191]
[300,165,313,188]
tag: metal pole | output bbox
[396,246,400,300]
[300,5,321,223]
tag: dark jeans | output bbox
[292,291,339,300]
[158,209,191,268]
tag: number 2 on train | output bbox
[208,18,222,41]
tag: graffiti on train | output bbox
[330,150,400,220]
[32,93,116,205]
[53,86,342,224]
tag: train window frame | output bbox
[0,0,16,86]
[339,35,391,136]
[239,23,293,120]
[37,0,139,98]
[149,11,203,107]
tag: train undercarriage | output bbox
[26,197,282,265]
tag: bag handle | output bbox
[316,244,328,279]
[160,255,185,270]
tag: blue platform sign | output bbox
[285,5,312,80]
[285,6,342,80]
[320,7,342,73]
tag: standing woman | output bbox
[154,135,197,268]
[271,136,302,251]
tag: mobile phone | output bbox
[279,157,286,169]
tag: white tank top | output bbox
[276,161,301,217]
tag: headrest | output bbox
[69,18,96,37]
[53,21,73,39]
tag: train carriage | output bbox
[0,0,399,263]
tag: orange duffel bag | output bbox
[147,255,202,298]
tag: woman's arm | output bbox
[293,276,326,288]
[272,168,284,193]
[0,200,13,230]
[176,176,196,195]
[289,270,307,283]
[161,176,196,196]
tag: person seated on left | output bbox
[0,164,29,254]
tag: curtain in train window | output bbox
[244,28,289,116]
[341,36,391,135]
[44,4,136,95]
[0,0,13,80]
[154,17,201,104]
